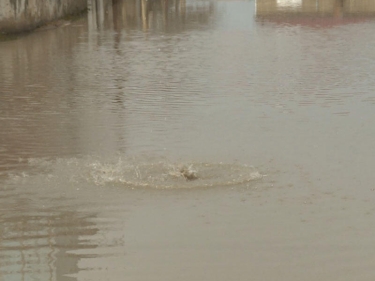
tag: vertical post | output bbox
[141,0,148,30]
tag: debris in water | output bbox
[180,165,198,181]
[169,164,198,181]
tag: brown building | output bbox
[256,0,375,17]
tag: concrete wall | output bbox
[346,0,375,13]
[256,0,375,16]
[0,0,87,33]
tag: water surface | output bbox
[1,0,375,280]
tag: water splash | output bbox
[6,156,263,189]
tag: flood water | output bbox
[1,0,375,280]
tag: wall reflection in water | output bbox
[0,0,217,175]
[0,26,86,174]
[0,194,98,281]
[257,0,375,18]
[88,0,215,32]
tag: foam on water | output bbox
[5,156,263,189]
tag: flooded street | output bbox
[1,0,375,280]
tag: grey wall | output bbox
[0,0,87,33]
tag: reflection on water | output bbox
[1,0,375,280]
[0,191,98,281]
[0,25,85,173]
[88,0,215,32]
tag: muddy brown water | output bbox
[1,0,375,280]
